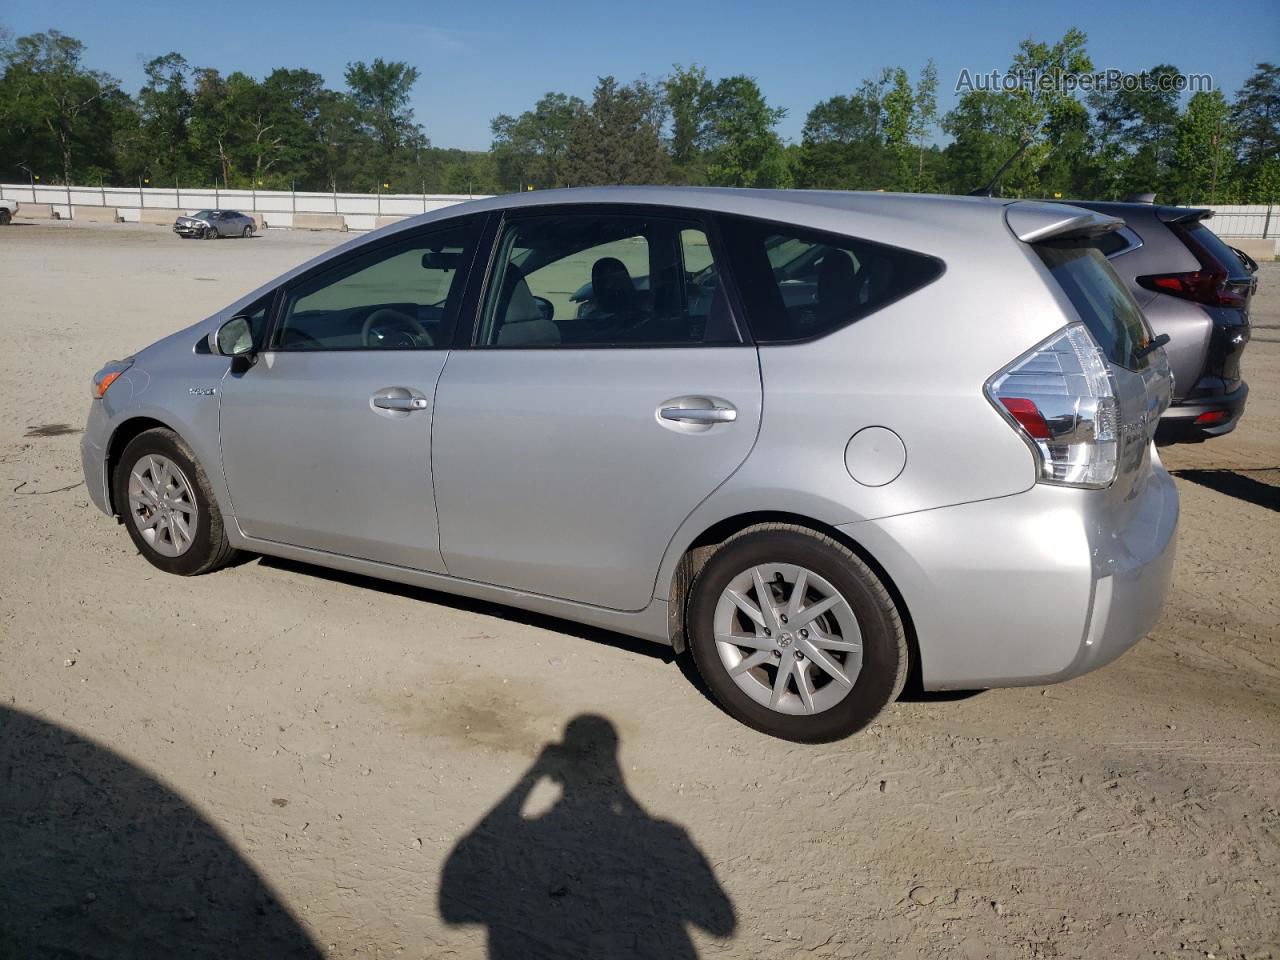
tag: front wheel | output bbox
[0,209,11,225]
[686,524,907,742]
[112,428,239,576]
[203,226,216,239]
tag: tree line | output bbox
[1,26,1276,203]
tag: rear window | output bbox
[1035,240,1152,369]
[717,217,944,343]
[1179,221,1251,281]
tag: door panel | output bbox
[217,217,483,571]
[219,351,448,570]
[432,348,762,610]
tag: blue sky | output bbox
[4,0,1278,150]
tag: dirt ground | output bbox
[1,220,1276,960]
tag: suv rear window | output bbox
[1178,221,1252,281]
[717,217,944,343]
[1035,239,1152,369]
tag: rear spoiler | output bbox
[1157,206,1212,224]
[1005,201,1124,244]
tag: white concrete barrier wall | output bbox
[3,183,488,231]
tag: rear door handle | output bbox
[372,395,428,411]
[659,405,737,424]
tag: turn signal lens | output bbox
[92,359,133,398]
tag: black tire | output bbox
[203,226,216,239]
[0,209,11,225]
[241,225,253,238]
[686,524,908,743]
[112,428,239,576]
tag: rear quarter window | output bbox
[717,216,944,343]
[1035,239,1153,370]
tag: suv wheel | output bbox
[112,428,239,576]
[686,524,907,742]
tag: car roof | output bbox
[216,187,1115,322]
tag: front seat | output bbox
[591,257,645,323]
[494,264,560,346]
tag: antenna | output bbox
[968,134,1034,198]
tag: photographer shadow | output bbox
[439,715,736,959]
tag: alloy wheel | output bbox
[126,454,199,557]
[712,563,863,716]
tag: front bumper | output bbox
[80,402,112,516]
[1155,382,1248,444]
[173,222,207,237]
[840,463,1179,690]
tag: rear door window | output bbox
[716,216,944,343]
[475,213,740,347]
[1035,240,1153,369]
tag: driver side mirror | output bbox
[210,315,257,370]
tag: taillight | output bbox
[1137,222,1247,308]
[986,324,1119,489]
[1136,268,1244,307]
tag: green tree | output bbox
[563,76,669,186]
[136,53,193,180]
[1169,90,1237,203]
[795,84,891,189]
[490,92,584,190]
[1,30,121,185]
[1231,63,1279,171]
[703,75,790,188]
[664,63,715,168]
[1088,64,1183,198]
[344,58,424,163]
[945,28,1094,197]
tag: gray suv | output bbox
[1063,201,1255,443]
[83,188,1178,741]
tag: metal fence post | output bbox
[100,178,106,207]
[176,178,181,209]
[1264,204,1273,239]
[139,177,144,209]
[291,182,296,215]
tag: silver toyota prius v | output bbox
[82,187,1179,742]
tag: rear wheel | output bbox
[686,524,907,742]
[112,428,239,576]
[0,209,11,225]
[241,224,253,238]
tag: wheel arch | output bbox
[104,416,183,515]
[663,510,921,689]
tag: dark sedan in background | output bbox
[174,209,257,239]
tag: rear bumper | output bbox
[840,462,1179,690]
[1156,382,1248,444]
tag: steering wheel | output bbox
[361,308,432,348]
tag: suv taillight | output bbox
[986,324,1119,489]
[1136,223,1246,308]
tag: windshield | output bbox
[192,210,215,220]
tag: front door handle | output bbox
[659,404,737,424]
[372,395,428,411]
